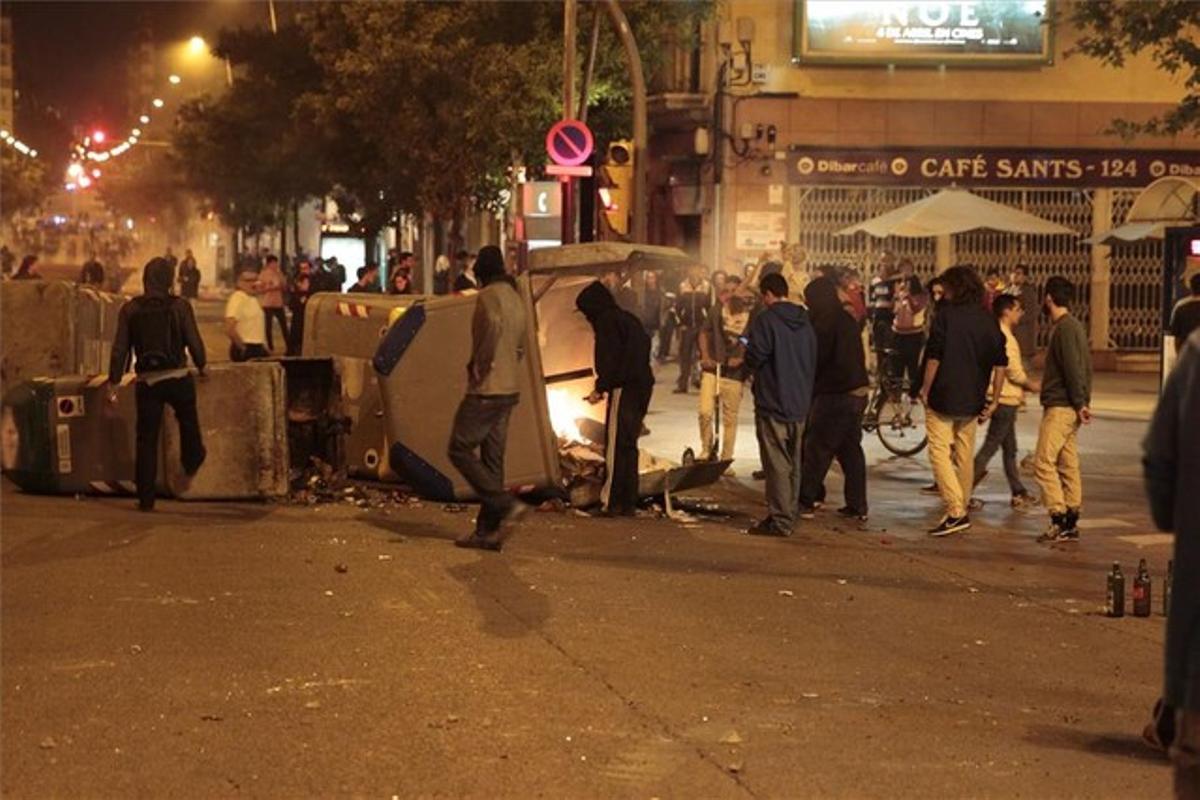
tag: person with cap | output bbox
[107,257,207,511]
[576,280,655,517]
[447,246,530,550]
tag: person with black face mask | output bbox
[576,280,655,517]
[107,257,207,511]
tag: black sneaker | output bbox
[797,503,817,520]
[751,470,766,481]
[1037,513,1067,543]
[967,497,985,512]
[747,518,790,537]
[1057,509,1081,541]
[928,515,970,537]
[837,507,869,524]
[919,483,940,495]
[454,530,503,551]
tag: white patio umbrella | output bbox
[835,188,1074,238]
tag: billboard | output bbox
[796,1,1053,65]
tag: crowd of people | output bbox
[582,246,1106,544]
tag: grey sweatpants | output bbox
[755,413,805,533]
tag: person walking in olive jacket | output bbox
[1034,276,1093,543]
[447,246,529,551]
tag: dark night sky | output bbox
[8,1,268,132]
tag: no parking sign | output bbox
[545,119,594,168]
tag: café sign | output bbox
[788,147,1200,188]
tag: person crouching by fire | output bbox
[576,281,655,517]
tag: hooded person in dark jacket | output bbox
[798,276,870,521]
[744,272,817,536]
[1144,329,1200,791]
[576,281,654,516]
[107,257,207,511]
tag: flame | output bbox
[547,388,591,442]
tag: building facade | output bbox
[0,8,14,134]
[648,0,1200,358]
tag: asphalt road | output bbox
[0,359,1174,797]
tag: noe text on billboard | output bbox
[796,1,1053,65]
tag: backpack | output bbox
[131,298,183,373]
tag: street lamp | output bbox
[152,98,164,109]
[168,74,182,85]
[188,35,207,55]
[139,115,150,124]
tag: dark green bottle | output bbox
[1106,562,1124,618]
[1133,559,1152,618]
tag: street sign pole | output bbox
[562,0,577,245]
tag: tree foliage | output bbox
[173,1,711,237]
[0,149,50,219]
[1069,0,1200,137]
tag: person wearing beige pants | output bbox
[699,371,744,461]
[1034,406,1082,514]
[925,410,978,520]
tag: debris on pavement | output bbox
[442,503,469,513]
[334,563,349,574]
[778,590,795,598]
[39,736,57,750]
[719,730,744,744]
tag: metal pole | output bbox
[578,6,601,123]
[562,0,577,245]
[268,0,278,34]
[603,0,647,244]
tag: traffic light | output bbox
[600,139,633,238]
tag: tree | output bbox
[297,1,710,246]
[95,149,190,233]
[0,148,49,219]
[1069,1,1200,137]
[172,24,329,249]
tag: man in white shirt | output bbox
[225,270,268,362]
[971,294,1040,509]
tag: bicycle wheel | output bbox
[875,383,927,457]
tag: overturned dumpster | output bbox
[1,281,124,392]
[1,360,337,500]
[372,243,730,505]
[301,293,423,480]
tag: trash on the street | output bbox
[777,590,795,598]
[334,563,348,573]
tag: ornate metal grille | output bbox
[1107,189,1164,351]
[954,188,1094,347]
[792,186,937,276]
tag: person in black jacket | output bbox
[576,281,654,517]
[798,276,871,521]
[107,257,208,511]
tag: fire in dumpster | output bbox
[547,388,593,443]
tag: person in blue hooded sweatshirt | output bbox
[744,272,817,536]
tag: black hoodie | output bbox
[805,277,868,396]
[108,258,206,383]
[575,281,654,393]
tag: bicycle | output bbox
[862,347,927,457]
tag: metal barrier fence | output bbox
[1108,189,1164,351]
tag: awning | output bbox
[1080,176,1200,244]
[835,188,1074,238]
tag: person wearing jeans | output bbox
[971,294,1038,509]
[1034,276,1093,543]
[257,255,289,352]
[446,247,529,550]
[919,266,1008,537]
[744,273,817,537]
[799,276,870,521]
